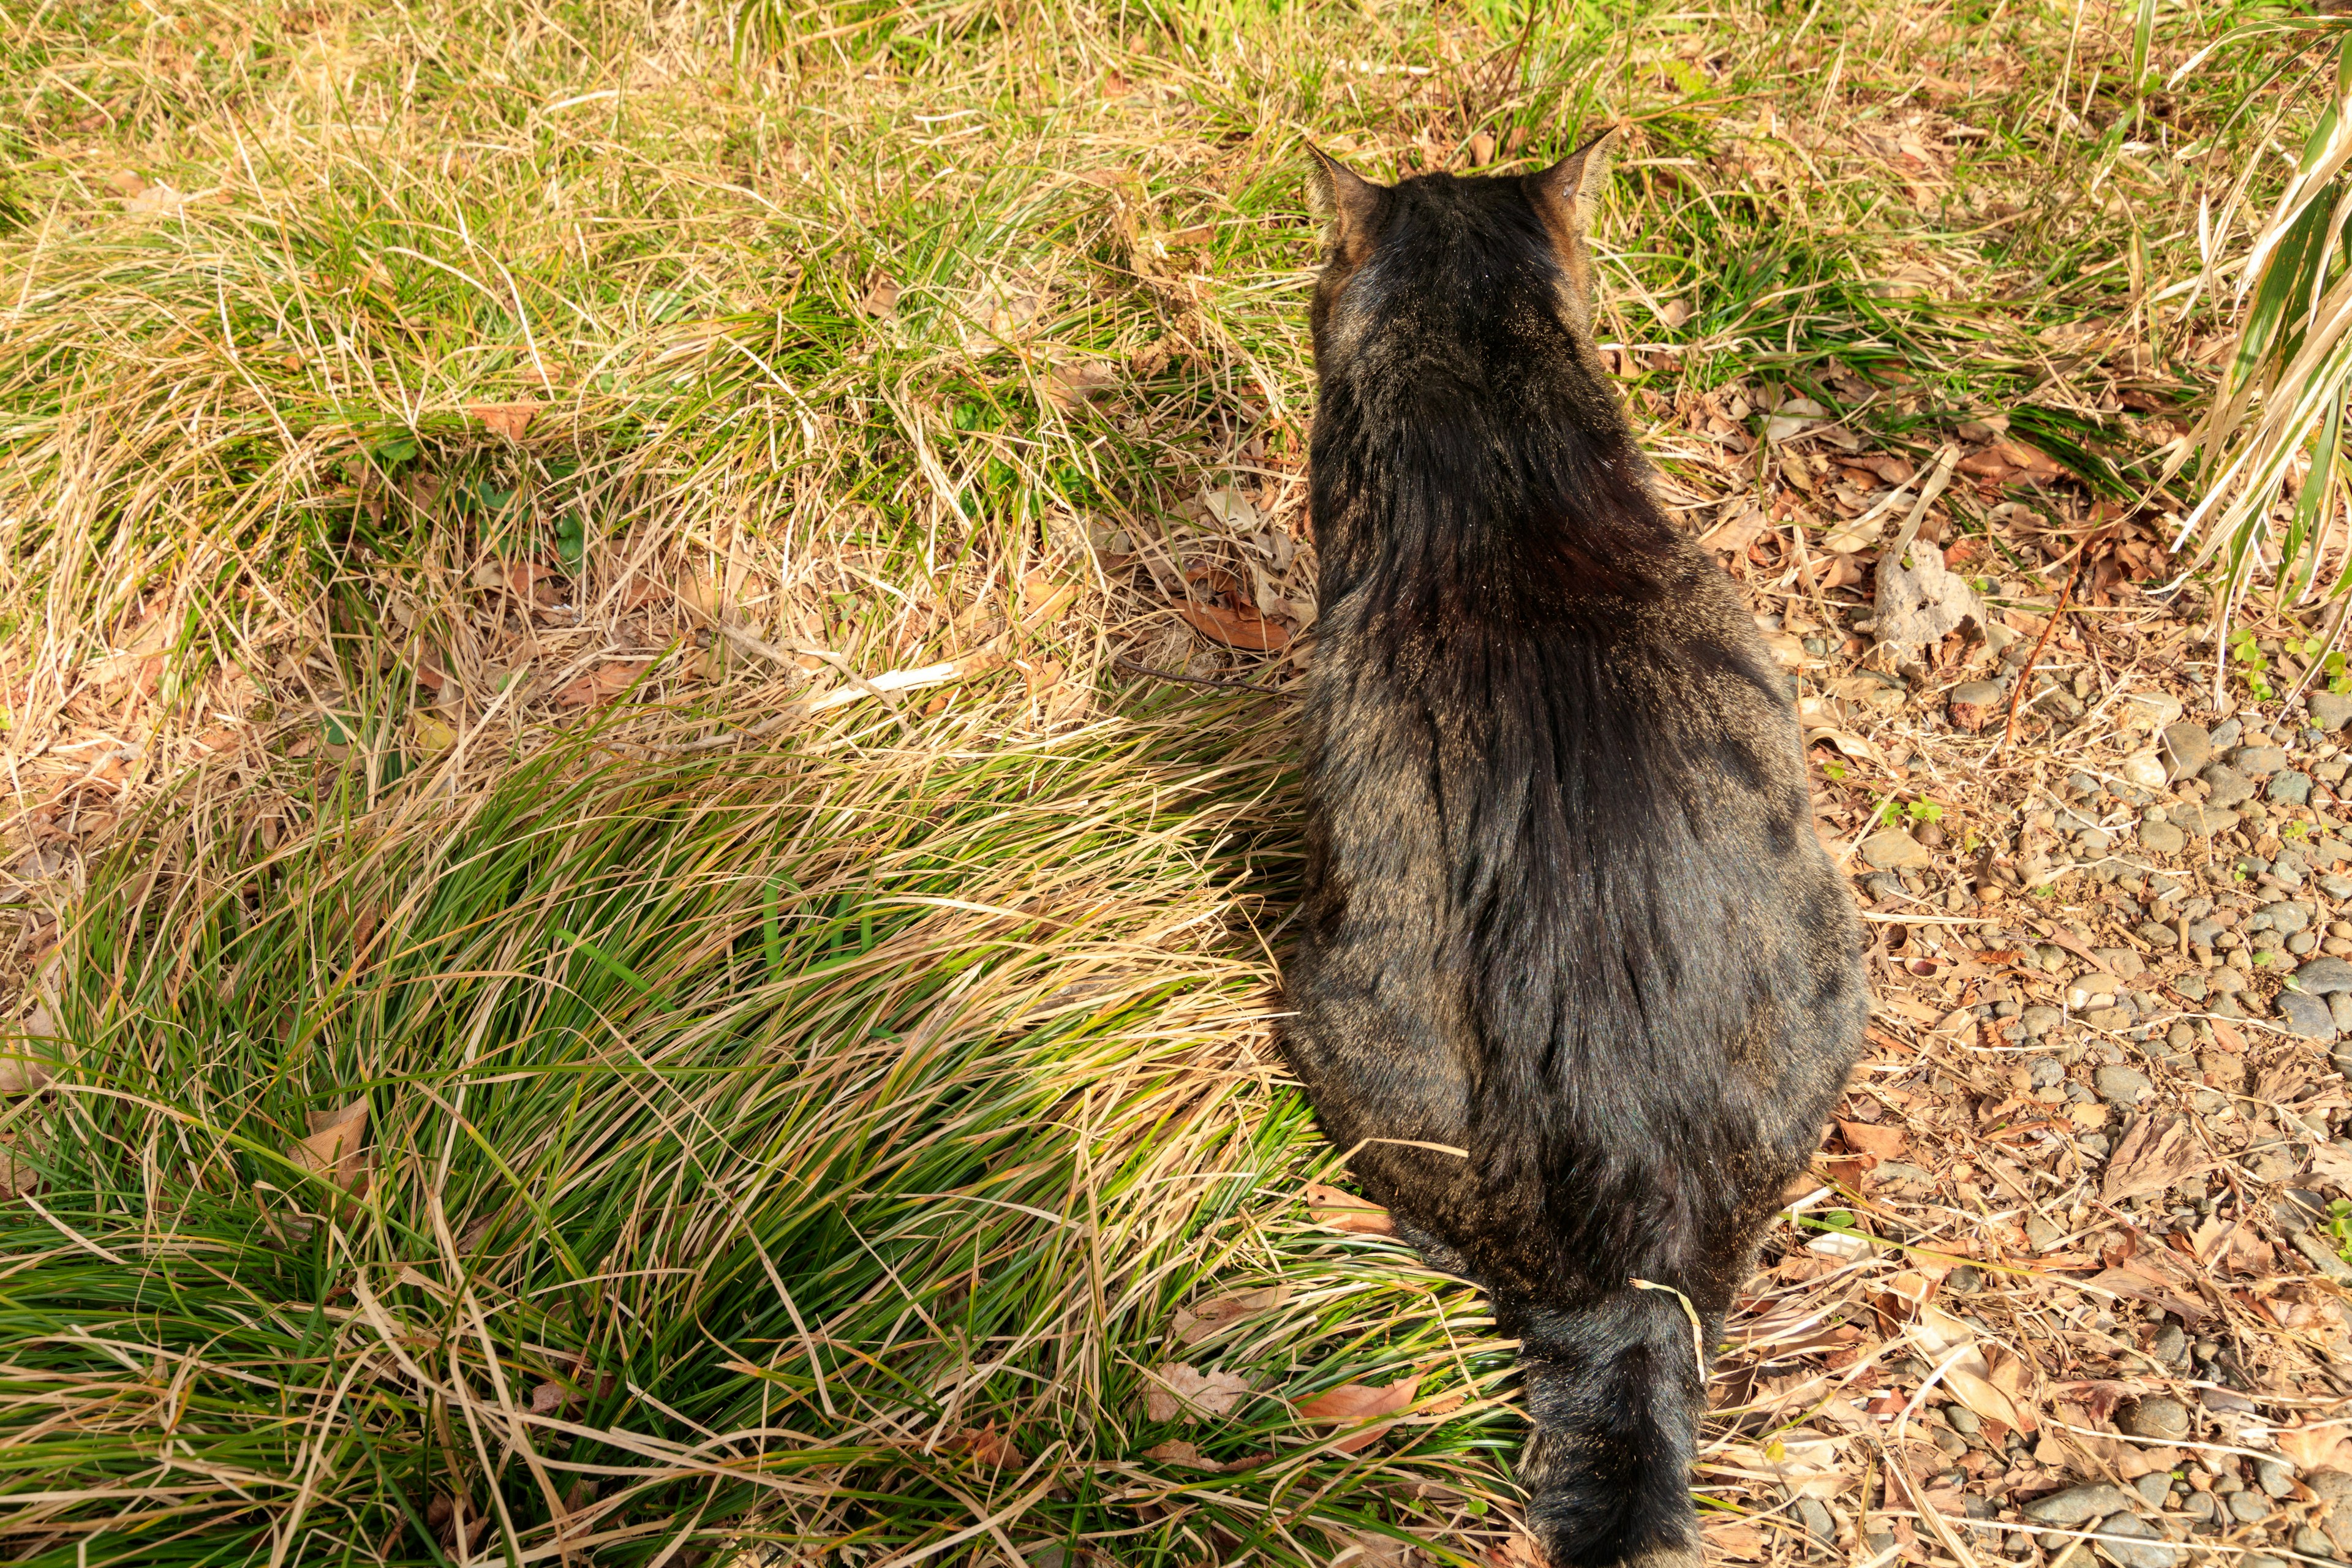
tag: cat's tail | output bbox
[1512,1286,1707,1568]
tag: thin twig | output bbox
[2000,543,2096,749]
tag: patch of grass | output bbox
[1,0,2342,1560]
[5,707,1525,1565]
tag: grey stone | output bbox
[2095,1065,2154,1104]
[2293,956,2352,993]
[2019,1005,2064,1037]
[2204,765,2258,808]
[1943,1402,1982,1434]
[1860,829,1934,870]
[2174,804,2240,837]
[2123,1395,2193,1441]
[2275,989,2336,1039]
[2233,745,2291,776]
[2093,1512,2177,1568]
[2256,1459,2297,1498]
[2133,1472,2174,1508]
[2326,873,2352,900]
[2024,1483,2138,1526]
[2290,1525,2335,1560]
[2152,1322,2188,1368]
[2162,722,2214,778]
[2309,1471,2352,1502]
[1793,1493,1836,1554]
[2027,1054,2066,1087]
[1950,679,2007,717]
[1945,1265,1983,1294]
[2227,1488,2272,1523]
[1933,1425,1970,1457]
[2271,771,2313,805]
[2263,901,2313,933]
[2312,692,2352,731]
[2025,1212,2066,1252]
[2332,992,2352,1031]
[2211,718,2245,750]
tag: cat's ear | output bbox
[1526,121,1624,241]
[1305,144,1384,262]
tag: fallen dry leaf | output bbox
[1297,1373,1418,1453]
[467,401,540,440]
[1172,1284,1292,1346]
[0,1136,39,1200]
[1305,1181,1394,1234]
[555,661,644,709]
[295,1098,370,1195]
[410,712,458,753]
[859,276,900,317]
[2274,1422,2352,1471]
[1142,1363,1251,1423]
[1143,1439,1215,1468]
[1839,1120,1905,1160]
[529,1381,570,1415]
[945,1422,1022,1467]
[1177,600,1290,652]
[1043,358,1117,412]
[2101,1114,2218,1205]
[1706,1520,1770,1561]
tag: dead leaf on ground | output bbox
[1297,1373,1419,1453]
[0,1136,40,1200]
[295,1098,370,1194]
[555,660,646,709]
[1178,600,1290,652]
[466,401,540,440]
[1707,1521,1770,1561]
[1142,1363,1251,1423]
[1044,358,1117,412]
[1839,1120,1906,1160]
[860,276,900,317]
[2101,1114,2218,1205]
[1172,1284,1292,1346]
[944,1422,1022,1466]
[1305,1181,1395,1234]
[2274,1421,2352,1471]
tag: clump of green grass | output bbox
[0,701,1524,1566]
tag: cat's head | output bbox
[1303,125,1623,382]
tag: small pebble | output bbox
[2023,1483,2138,1526]
[2095,1065,2154,1104]
[2228,1488,2271,1523]
[2124,1395,2193,1441]
[2255,1459,2296,1498]
[2095,1512,2179,1568]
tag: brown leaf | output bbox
[529,1381,570,1415]
[1839,1120,1906,1160]
[2274,1422,2352,1471]
[295,1098,370,1194]
[554,660,644,709]
[859,276,900,317]
[1707,1520,1769,1561]
[466,401,540,440]
[1172,1284,1292,1346]
[1177,600,1290,652]
[1297,1373,1419,1453]
[1142,1439,1215,1468]
[0,1135,39,1200]
[1142,1363,1251,1423]
[1043,358,1118,412]
[1305,1181,1393,1234]
[2100,1114,2218,1205]
[945,1422,1022,1467]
